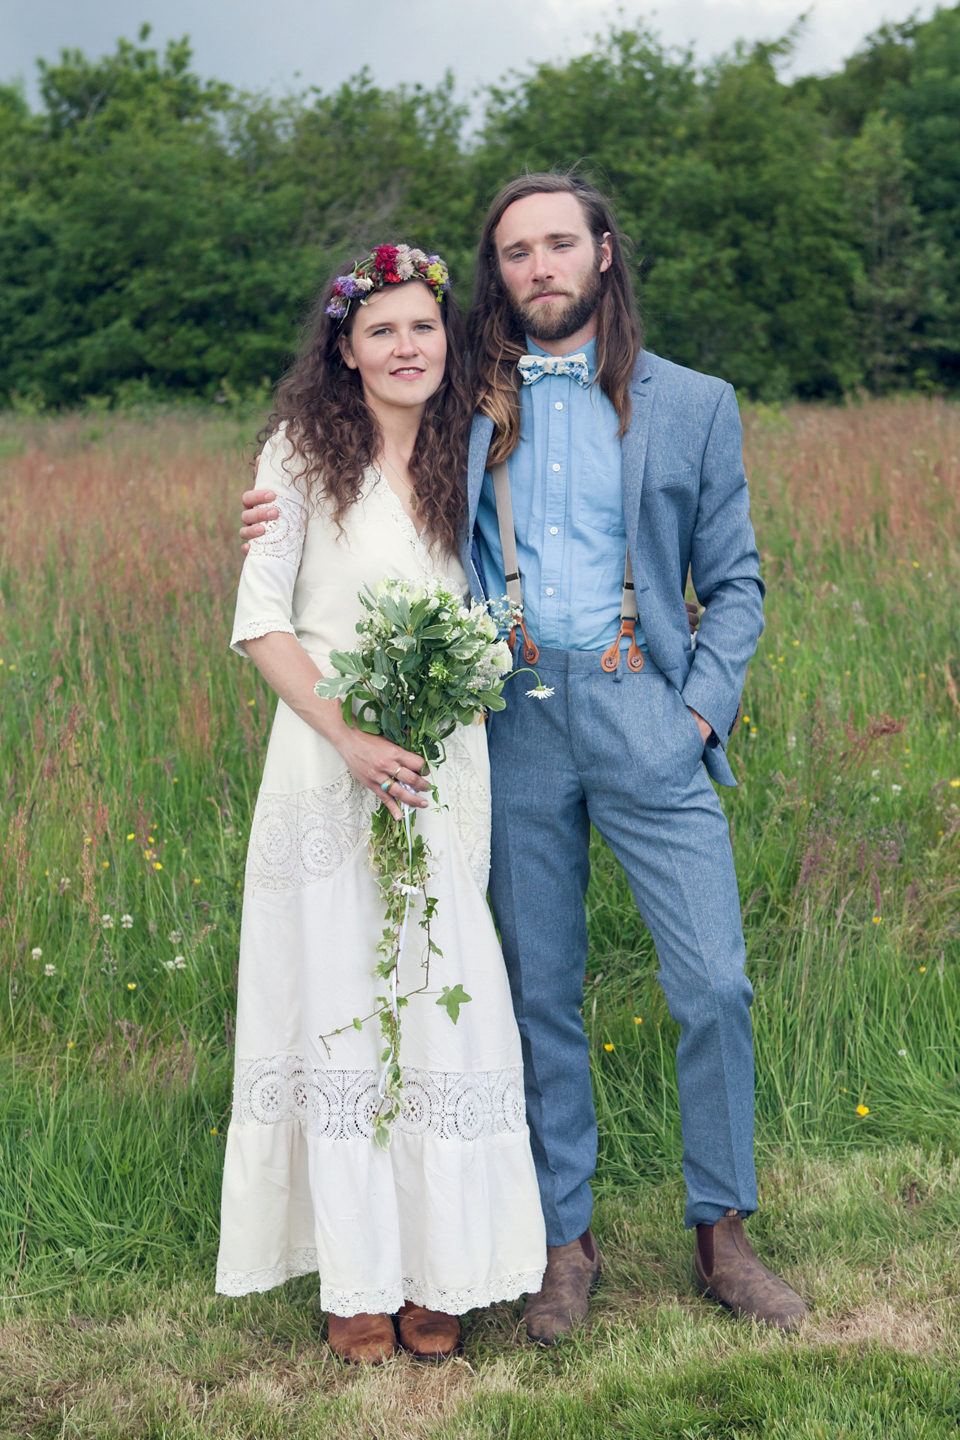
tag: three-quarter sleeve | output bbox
[230,431,309,659]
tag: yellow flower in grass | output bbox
[856,1104,869,1117]
[603,1043,614,1052]
[634,1017,643,1025]
[872,916,882,924]
[127,982,136,991]
[919,966,926,973]
[950,780,960,789]
[126,833,135,840]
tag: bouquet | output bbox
[315,578,547,1147]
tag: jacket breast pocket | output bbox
[643,467,697,493]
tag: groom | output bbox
[241,173,808,1338]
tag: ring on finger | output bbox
[380,778,392,793]
[391,764,402,781]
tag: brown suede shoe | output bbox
[695,1210,809,1332]
[327,1311,398,1364]
[396,1301,462,1360]
[523,1229,603,1345]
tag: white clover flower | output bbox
[59,877,71,890]
[898,1049,907,1056]
[32,946,43,960]
[786,734,797,751]
[168,930,182,943]
[527,685,555,700]
[871,795,880,803]
[101,914,114,929]
[174,955,186,969]
[44,963,56,977]
[872,768,881,779]
[121,914,133,928]
[892,784,902,794]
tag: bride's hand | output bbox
[334,728,431,820]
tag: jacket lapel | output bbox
[467,414,494,529]
[621,353,653,588]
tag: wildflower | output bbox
[919,966,926,973]
[148,836,155,843]
[872,916,882,924]
[526,685,555,700]
[742,715,750,724]
[44,963,56,976]
[102,861,110,868]
[898,1049,907,1057]
[856,1104,869,1117]
[871,796,880,803]
[786,734,797,750]
[153,862,163,870]
[892,784,902,794]
[126,833,135,840]
[913,561,919,568]
[633,1017,643,1024]
[918,673,926,679]
[121,914,133,928]
[247,699,255,706]
[68,1041,74,1048]
[750,727,757,736]
[127,982,136,991]
[871,769,881,779]
[173,778,179,784]
[603,1043,614,1052]
[792,640,799,646]
[168,930,182,943]
[165,956,187,970]
[950,780,960,789]
[101,914,114,929]
[211,1127,218,1135]
[31,946,43,959]
[193,879,201,885]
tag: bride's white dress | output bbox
[215,431,546,1316]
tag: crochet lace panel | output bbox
[215,1250,544,1312]
[246,770,376,891]
[232,1056,527,1141]
[244,493,307,567]
[246,737,488,894]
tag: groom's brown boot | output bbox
[695,1210,809,1332]
[523,1229,603,1344]
[327,1312,398,1364]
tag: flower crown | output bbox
[326,244,451,325]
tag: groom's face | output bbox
[493,191,612,344]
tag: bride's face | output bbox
[338,280,447,413]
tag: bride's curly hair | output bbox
[258,258,471,554]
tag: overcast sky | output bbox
[1,1,945,111]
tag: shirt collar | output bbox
[525,335,597,380]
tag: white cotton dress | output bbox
[215,431,546,1317]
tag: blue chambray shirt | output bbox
[474,336,645,652]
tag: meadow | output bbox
[1,395,958,1438]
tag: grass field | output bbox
[1,395,959,1438]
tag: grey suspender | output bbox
[490,460,643,674]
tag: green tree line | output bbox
[2,11,959,407]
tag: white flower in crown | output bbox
[395,244,415,280]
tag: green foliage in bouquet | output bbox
[314,578,526,1148]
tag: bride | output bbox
[216,245,546,1363]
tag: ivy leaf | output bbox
[436,984,471,1023]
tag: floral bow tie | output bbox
[517,353,590,387]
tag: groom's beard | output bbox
[509,266,603,344]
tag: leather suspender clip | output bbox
[600,554,644,674]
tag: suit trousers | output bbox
[487,645,758,1244]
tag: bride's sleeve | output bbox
[230,431,308,659]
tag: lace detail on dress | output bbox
[233,1056,527,1140]
[230,617,297,658]
[216,1247,318,1297]
[245,493,307,567]
[370,473,438,581]
[246,771,376,891]
[444,731,491,890]
[322,1268,545,1318]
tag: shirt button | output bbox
[549,526,559,535]
[555,402,563,410]
[552,463,561,472]
[545,587,555,596]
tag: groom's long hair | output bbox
[467,173,643,466]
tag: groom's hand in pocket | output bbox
[240,453,278,553]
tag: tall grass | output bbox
[0,395,958,1303]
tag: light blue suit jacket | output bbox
[460,350,765,787]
